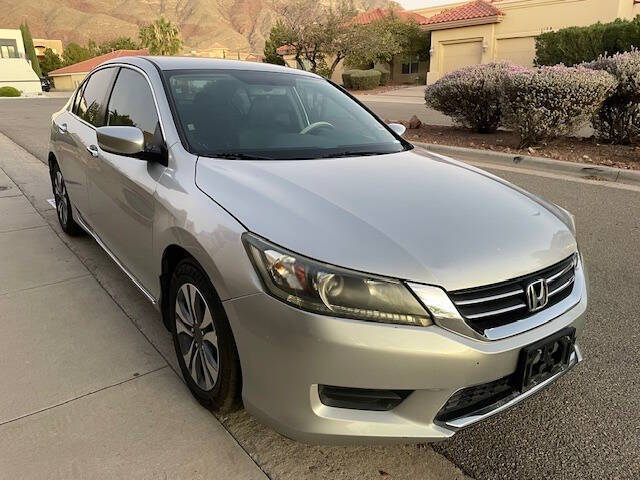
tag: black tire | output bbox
[169,258,242,413]
[51,162,84,236]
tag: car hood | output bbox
[195,149,577,291]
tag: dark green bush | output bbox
[375,69,390,85]
[349,69,381,90]
[0,86,21,97]
[535,16,640,66]
[342,70,356,89]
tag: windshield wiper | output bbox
[313,150,390,159]
[213,152,275,160]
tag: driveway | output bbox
[0,98,639,480]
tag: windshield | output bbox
[164,69,408,160]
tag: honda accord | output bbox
[48,57,587,443]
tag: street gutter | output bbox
[413,142,640,188]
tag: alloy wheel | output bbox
[175,283,220,391]
[54,171,68,226]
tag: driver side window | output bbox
[106,68,162,150]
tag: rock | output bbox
[527,147,536,154]
[408,115,422,129]
[399,120,410,128]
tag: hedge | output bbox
[535,16,640,66]
[583,50,640,144]
[342,70,356,89]
[0,86,21,97]
[349,69,382,90]
[501,66,617,147]
[424,63,526,133]
[375,68,390,86]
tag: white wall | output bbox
[0,29,42,94]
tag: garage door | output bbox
[442,40,483,74]
[496,37,535,67]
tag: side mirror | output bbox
[388,123,406,137]
[96,126,145,156]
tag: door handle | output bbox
[58,123,68,134]
[87,145,99,157]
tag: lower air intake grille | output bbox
[448,254,577,335]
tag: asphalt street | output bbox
[1,97,639,480]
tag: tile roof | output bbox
[276,44,297,56]
[49,49,149,76]
[350,7,429,25]
[423,0,504,26]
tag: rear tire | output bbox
[169,258,242,413]
[51,163,83,236]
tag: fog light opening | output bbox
[318,385,412,411]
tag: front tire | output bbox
[51,163,83,236]
[169,259,242,413]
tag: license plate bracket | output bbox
[514,327,576,392]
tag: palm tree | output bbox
[139,17,182,56]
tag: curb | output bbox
[413,142,640,187]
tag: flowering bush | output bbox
[501,66,617,147]
[424,63,526,133]
[583,50,640,144]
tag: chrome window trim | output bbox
[68,63,167,141]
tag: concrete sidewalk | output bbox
[0,137,266,479]
[0,131,468,480]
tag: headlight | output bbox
[243,233,432,327]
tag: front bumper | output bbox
[223,271,587,444]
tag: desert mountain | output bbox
[2,0,397,54]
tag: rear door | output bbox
[87,66,166,293]
[56,67,117,218]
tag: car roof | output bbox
[101,56,320,78]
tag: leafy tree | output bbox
[62,42,92,66]
[345,15,430,79]
[270,0,357,77]
[20,21,42,77]
[40,48,63,75]
[99,37,139,54]
[263,20,288,66]
[139,17,182,56]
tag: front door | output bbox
[87,67,167,294]
[55,67,117,217]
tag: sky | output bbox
[396,0,461,10]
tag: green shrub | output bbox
[0,86,21,97]
[375,69,390,85]
[342,70,356,89]
[349,69,381,90]
[501,66,617,147]
[535,16,640,66]
[583,50,640,144]
[425,63,525,133]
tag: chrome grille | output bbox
[448,254,577,335]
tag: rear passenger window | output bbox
[107,68,161,147]
[75,68,117,127]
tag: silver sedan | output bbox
[48,56,587,444]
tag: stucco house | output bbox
[414,0,640,84]
[48,49,148,91]
[33,38,64,61]
[0,28,42,94]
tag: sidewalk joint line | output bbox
[0,366,169,427]
[0,273,92,298]
[0,223,50,234]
